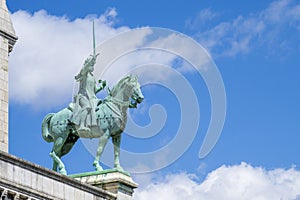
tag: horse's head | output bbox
[110,75,144,107]
[127,75,144,105]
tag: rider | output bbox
[70,54,106,135]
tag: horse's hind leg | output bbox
[50,137,67,175]
[93,129,110,171]
[50,151,66,175]
[52,160,58,171]
[112,134,124,171]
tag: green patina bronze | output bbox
[42,69,144,175]
[69,168,131,178]
[41,23,144,175]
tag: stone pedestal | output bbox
[70,169,138,200]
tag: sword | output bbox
[93,20,96,58]
[91,20,99,64]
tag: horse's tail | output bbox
[42,113,54,143]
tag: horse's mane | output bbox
[110,76,131,97]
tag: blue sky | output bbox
[7,0,300,199]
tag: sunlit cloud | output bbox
[190,0,300,57]
[9,9,129,110]
[134,162,300,200]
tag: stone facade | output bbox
[0,152,116,200]
[0,0,17,152]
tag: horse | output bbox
[41,75,144,175]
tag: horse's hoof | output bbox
[95,166,103,171]
[93,161,103,171]
[60,168,67,175]
[114,165,124,172]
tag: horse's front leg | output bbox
[93,129,110,171]
[112,134,124,171]
[52,160,58,172]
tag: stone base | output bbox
[70,169,138,200]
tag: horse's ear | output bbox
[131,75,138,82]
[126,75,132,80]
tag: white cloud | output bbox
[263,0,293,23]
[98,49,176,85]
[95,29,212,85]
[9,9,129,110]
[194,0,300,57]
[9,11,183,110]
[134,162,300,200]
[9,10,213,111]
[185,8,218,31]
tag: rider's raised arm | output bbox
[95,80,106,94]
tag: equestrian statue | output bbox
[41,24,144,175]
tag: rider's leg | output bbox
[78,96,91,133]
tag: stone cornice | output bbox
[0,29,18,52]
[0,151,116,199]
